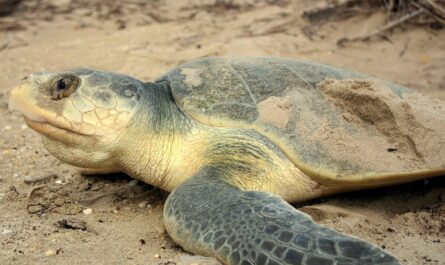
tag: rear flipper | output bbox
[164,167,401,265]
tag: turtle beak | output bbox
[9,80,46,122]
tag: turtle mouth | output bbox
[9,82,92,141]
[23,117,90,140]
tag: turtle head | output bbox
[9,68,144,169]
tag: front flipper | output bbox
[164,167,400,265]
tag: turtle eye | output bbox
[56,79,67,90]
[51,75,79,100]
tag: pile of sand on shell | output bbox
[317,79,445,175]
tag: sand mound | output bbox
[319,79,445,171]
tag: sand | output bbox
[0,1,444,265]
[317,79,445,174]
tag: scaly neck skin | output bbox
[115,82,207,191]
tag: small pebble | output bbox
[154,253,160,259]
[45,249,55,256]
[82,208,93,215]
[138,202,147,208]
[127,179,139,187]
[1,229,13,235]
[55,179,68,185]
[56,248,63,255]
[24,174,57,184]
[27,204,44,214]
[57,218,87,231]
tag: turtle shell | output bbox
[157,57,445,185]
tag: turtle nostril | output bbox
[21,76,28,81]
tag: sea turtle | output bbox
[9,57,445,265]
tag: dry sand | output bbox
[0,1,444,265]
